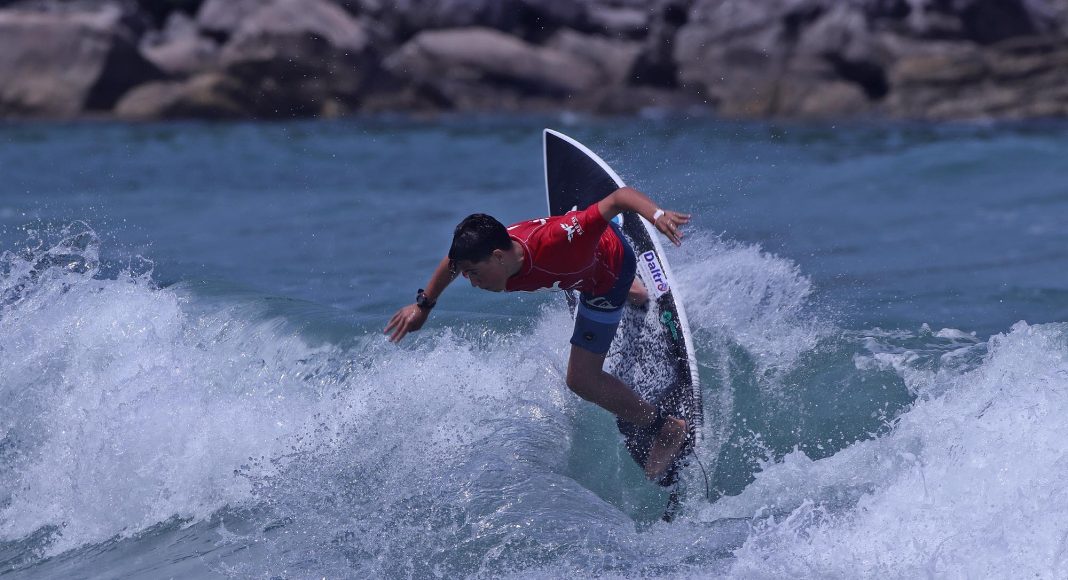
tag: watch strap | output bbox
[416,288,436,310]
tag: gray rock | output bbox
[874,0,1056,43]
[218,0,374,117]
[8,0,1068,121]
[778,77,872,117]
[629,0,691,88]
[224,0,369,54]
[158,8,198,37]
[195,0,262,39]
[0,5,162,117]
[683,0,818,42]
[675,2,796,116]
[515,0,586,38]
[337,0,385,16]
[889,45,987,87]
[675,0,896,116]
[384,27,601,109]
[585,5,650,38]
[547,29,642,86]
[796,5,893,99]
[2,0,154,36]
[591,85,707,114]
[114,72,251,119]
[798,5,874,64]
[884,37,1068,119]
[1038,0,1068,35]
[952,0,1043,44]
[986,36,1068,79]
[141,11,218,76]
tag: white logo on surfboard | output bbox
[640,251,669,298]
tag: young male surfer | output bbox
[384,186,691,480]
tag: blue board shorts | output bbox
[571,221,637,355]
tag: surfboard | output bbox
[543,129,702,494]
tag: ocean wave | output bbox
[7,222,1004,578]
[0,224,353,557]
[672,233,830,378]
[0,225,703,576]
[706,321,1068,578]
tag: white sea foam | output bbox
[20,224,1049,578]
[0,226,353,555]
[0,226,646,574]
[701,321,1068,578]
[670,233,827,377]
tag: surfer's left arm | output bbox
[597,187,690,246]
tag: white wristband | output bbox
[652,209,665,223]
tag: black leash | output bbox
[661,451,713,522]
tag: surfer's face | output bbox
[456,254,507,292]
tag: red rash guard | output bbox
[505,203,624,295]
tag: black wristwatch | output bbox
[416,288,436,310]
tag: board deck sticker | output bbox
[543,129,702,492]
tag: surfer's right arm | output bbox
[597,187,691,246]
[384,256,457,343]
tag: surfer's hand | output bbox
[385,304,429,343]
[653,210,690,246]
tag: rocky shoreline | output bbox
[2,0,1068,122]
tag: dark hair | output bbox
[448,214,511,269]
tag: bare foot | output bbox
[644,416,687,480]
[628,279,649,308]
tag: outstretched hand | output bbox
[384,304,429,343]
[653,210,691,246]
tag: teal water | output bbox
[2,117,1067,578]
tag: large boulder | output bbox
[679,0,809,43]
[217,0,375,117]
[888,42,987,88]
[1045,0,1068,35]
[140,11,218,76]
[223,0,370,56]
[672,0,1068,119]
[931,0,1044,44]
[629,0,691,88]
[547,29,642,87]
[675,0,889,117]
[2,0,155,35]
[0,5,163,117]
[795,5,891,100]
[862,0,1061,43]
[114,72,251,119]
[675,0,804,116]
[884,37,1068,119]
[195,0,261,40]
[585,3,651,39]
[777,76,871,117]
[383,27,601,110]
[545,29,647,111]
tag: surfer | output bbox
[385,186,691,480]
